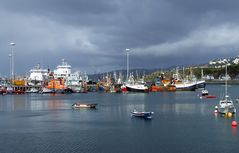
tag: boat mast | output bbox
[126,48,130,81]
[201,68,204,79]
[225,64,228,98]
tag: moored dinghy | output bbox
[200,89,216,99]
[131,110,154,119]
[72,102,97,109]
[201,89,209,96]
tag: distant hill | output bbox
[88,68,158,81]
[88,55,239,81]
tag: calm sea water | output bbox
[0,84,238,153]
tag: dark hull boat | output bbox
[125,84,149,93]
[131,110,154,119]
[175,82,197,91]
[196,80,206,89]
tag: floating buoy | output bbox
[227,112,232,118]
[232,121,237,127]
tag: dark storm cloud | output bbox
[1,0,239,76]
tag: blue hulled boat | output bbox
[131,110,154,119]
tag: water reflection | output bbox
[0,85,239,153]
[0,94,70,111]
[232,126,237,137]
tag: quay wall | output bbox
[205,79,239,85]
[12,85,42,91]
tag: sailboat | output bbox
[216,65,236,114]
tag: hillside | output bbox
[89,55,239,82]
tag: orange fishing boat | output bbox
[151,85,176,92]
[47,78,65,90]
[151,78,176,92]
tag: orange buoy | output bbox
[227,112,232,118]
[232,121,237,127]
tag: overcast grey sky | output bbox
[1,0,239,77]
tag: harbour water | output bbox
[0,84,238,153]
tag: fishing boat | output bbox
[173,80,197,91]
[123,50,148,93]
[72,102,97,109]
[171,68,197,91]
[196,80,206,89]
[151,77,176,92]
[131,110,154,119]
[126,83,149,92]
[125,74,149,93]
[216,65,236,114]
[196,69,206,89]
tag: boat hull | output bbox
[218,107,236,114]
[196,80,206,89]
[131,111,154,119]
[175,83,196,91]
[151,85,176,92]
[126,84,149,93]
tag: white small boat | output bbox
[201,89,209,96]
[72,102,97,109]
[25,88,39,93]
[131,110,154,119]
[200,89,216,99]
[39,87,54,94]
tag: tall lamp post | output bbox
[125,48,130,81]
[10,42,16,83]
[9,53,12,82]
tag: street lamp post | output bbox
[9,54,12,82]
[10,42,16,83]
[125,48,130,81]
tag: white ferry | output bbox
[28,64,49,86]
[53,59,88,91]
